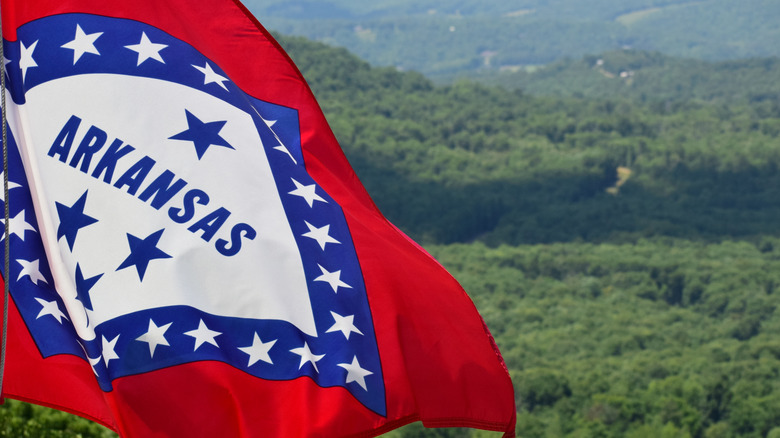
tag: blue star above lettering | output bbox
[169,110,234,160]
[75,264,102,312]
[56,190,99,250]
[61,24,102,64]
[117,229,172,280]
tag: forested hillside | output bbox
[277,34,780,247]
[245,0,780,77]
[278,34,780,437]
[4,29,780,438]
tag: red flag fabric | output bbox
[0,1,516,437]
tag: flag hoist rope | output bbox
[0,0,10,398]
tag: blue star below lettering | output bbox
[117,229,172,281]
[56,190,98,250]
[169,110,234,160]
[75,264,102,312]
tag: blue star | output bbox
[56,190,98,250]
[117,229,172,281]
[169,110,234,159]
[75,264,102,312]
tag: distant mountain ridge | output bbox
[246,0,780,78]
[464,50,780,104]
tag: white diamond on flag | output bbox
[2,12,386,417]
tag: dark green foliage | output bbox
[428,239,780,437]
[0,399,116,437]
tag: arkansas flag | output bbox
[0,0,516,436]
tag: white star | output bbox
[136,319,172,357]
[337,356,373,390]
[61,24,102,64]
[16,259,47,285]
[192,62,229,90]
[289,179,326,208]
[238,332,277,366]
[19,40,38,82]
[0,173,21,207]
[184,319,221,351]
[314,264,352,293]
[1,210,36,241]
[88,355,101,375]
[0,172,23,204]
[101,334,120,367]
[326,311,363,340]
[125,32,167,66]
[273,144,296,163]
[77,340,101,375]
[34,298,67,323]
[290,342,325,373]
[3,56,10,78]
[302,222,340,251]
[247,108,297,164]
